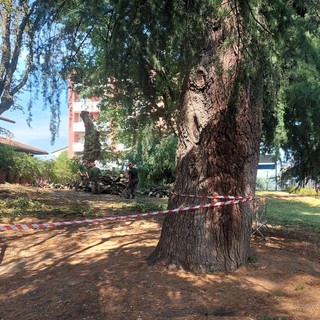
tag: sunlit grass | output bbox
[256,191,320,229]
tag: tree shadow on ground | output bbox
[1,221,319,320]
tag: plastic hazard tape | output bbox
[259,194,318,199]
[173,192,318,200]
[0,196,254,232]
[172,192,248,200]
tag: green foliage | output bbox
[285,185,299,194]
[11,152,42,184]
[125,201,167,213]
[3,0,320,188]
[120,127,177,187]
[284,187,317,195]
[260,3,320,182]
[280,51,320,183]
[0,145,33,183]
[297,188,318,195]
[0,147,78,185]
[294,284,305,291]
[137,134,177,187]
[0,196,46,219]
[67,0,215,118]
[0,145,15,170]
[39,160,56,183]
[60,1,226,145]
[51,151,78,184]
[0,147,45,184]
[97,120,177,187]
[57,0,320,188]
[6,196,38,211]
[0,0,69,141]
[67,201,95,216]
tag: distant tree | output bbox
[129,129,177,188]
[0,0,74,142]
[56,1,320,272]
[53,150,78,184]
[281,50,320,184]
[258,2,320,184]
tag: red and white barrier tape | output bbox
[259,194,318,199]
[1,193,317,232]
[172,192,248,200]
[0,196,253,232]
[173,192,318,200]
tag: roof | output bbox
[0,116,15,123]
[51,146,68,153]
[0,137,48,155]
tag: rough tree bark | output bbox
[80,110,101,162]
[148,5,262,272]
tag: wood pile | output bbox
[42,174,172,198]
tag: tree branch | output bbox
[244,0,273,35]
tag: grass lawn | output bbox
[256,190,320,230]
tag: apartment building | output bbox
[67,82,101,158]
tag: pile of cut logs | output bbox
[43,174,172,198]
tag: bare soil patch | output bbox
[0,184,319,320]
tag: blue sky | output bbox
[1,91,69,158]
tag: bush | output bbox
[0,146,78,186]
[52,151,78,184]
[285,187,317,195]
[0,145,15,183]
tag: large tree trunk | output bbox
[148,5,262,272]
[80,110,101,162]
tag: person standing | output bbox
[89,161,101,194]
[126,162,139,199]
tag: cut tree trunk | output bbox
[148,5,262,272]
[80,111,101,162]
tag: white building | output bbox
[257,155,282,190]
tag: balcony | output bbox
[72,101,100,112]
[73,122,85,132]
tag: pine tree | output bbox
[55,0,320,271]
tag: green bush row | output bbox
[0,145,78,185]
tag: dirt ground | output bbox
[0,184,319,320]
